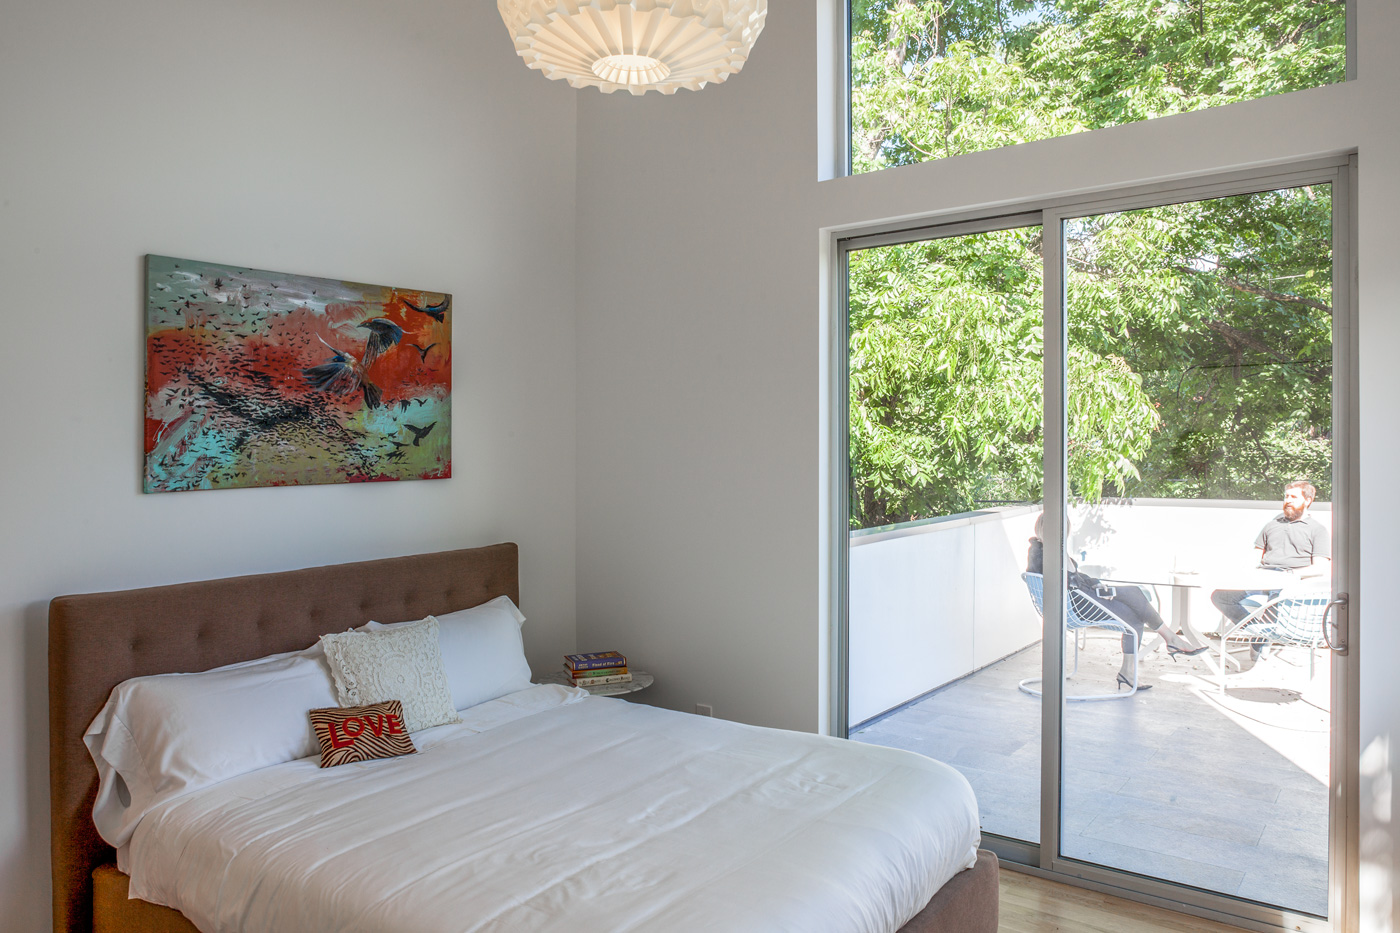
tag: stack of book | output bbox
[564,651,632,687]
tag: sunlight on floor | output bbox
[852,637,1331,915]
[1177,647,1330,783]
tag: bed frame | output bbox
[49,543,997,933]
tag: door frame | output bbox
[826,154,1359,933]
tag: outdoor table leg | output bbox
[1172,583,1209,649]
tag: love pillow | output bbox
[308,700,416,768]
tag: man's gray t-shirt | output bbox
[1254,512,1330,569]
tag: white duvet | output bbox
[124,686,979,933]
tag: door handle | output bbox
[1323,593,1349,654]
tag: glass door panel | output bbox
[844,225,1045,844]
[1058,186,1334,916]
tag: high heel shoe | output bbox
[1165,643,1209,661]
[1116,672,1151,691]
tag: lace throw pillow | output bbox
[320,617,460,733]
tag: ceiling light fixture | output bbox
[497,0,768,96]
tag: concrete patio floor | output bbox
[851,635,1331,917]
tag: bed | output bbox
[49,543,998,933]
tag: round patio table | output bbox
[1077,564,1312,650]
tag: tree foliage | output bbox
[847,0,1340,529]
[851,0,1345,172]
[849,229,1163,525]
[1066,189,1334,502]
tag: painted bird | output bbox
[401,296,449,322]
[405,421,437,446]
[302,318,403,408]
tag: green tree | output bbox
[851,0,1345,172]
[849,228,1161,527]
[1065,189,1334,501]
[847,0,1340,529]
[851,0,1069,171]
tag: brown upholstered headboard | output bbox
[48,543,519,933]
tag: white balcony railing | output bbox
[848,498,1333,726]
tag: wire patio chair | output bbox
[1215,584,1331,695]
[1019,571,1144,701]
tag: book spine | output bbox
[566,654,628,671]
[568,666,628,678]
[572,673,629,685]
[565,651,623,663]
[570,667,630,679]
[572,673,634,686]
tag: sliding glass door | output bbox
[838,159,1355,932]
[844,219,1045,843]
[1057,185,1337,914]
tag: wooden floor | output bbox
[1001,868,1253,932]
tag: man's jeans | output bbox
[1210,589,1275,624]
[1210,568,1294,624]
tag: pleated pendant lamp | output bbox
[497,0,768,96]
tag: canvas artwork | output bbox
[144,255,451,493]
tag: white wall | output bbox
[575,2,1400,930]
[574,9,823,733]
[848,508,1041,725]
[1071,499,1333,575]
[0,1,578,928]
[1072,499,1336,629]
[849,521,975,724]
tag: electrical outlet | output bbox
[695,703,713,717]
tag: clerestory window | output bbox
[849,0,1348,174]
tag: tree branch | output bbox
[1174,262,1333,315]
[1219,275,1332,315]
[1204,317,1331,384]
[1203,318,1292,364]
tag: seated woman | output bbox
[1028,514,1206,691]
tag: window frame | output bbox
[827,153,1359,933]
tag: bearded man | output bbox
[1209,480,1331,629]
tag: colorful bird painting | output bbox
[143,255,452,493]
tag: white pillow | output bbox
[360,595,532,711]
[320,616,460,733]
[84,646,336,848]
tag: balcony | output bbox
[848,500,1332,915]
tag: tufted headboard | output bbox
[48,543,519,933]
